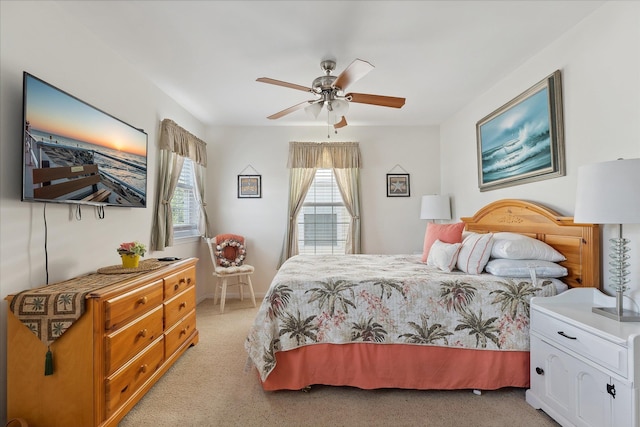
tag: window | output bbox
[297,169,349,254]
[171,157,201,239]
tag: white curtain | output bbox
[150,119,210,251]
[278,141,361,266]
[333,167,361,254]
[193,163,212,238]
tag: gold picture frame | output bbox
[476,70,565,192]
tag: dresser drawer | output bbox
[105,305,164,375]
[164,266,196,299]
[531,309,627,377]
[105,280,164,330]
[164,286,196,329]
[105,336,165,418]
[165,309,197,357]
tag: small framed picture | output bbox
[238,175,261,198]
[386,173,410,197]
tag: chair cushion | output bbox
[214,264,255,275]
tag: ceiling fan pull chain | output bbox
[327,110,331,138]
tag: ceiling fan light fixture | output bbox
[257,58,406,131]
[329,98,349,117]
[305,102,323,119]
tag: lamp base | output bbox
[592,306,640,322]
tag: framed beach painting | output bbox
[476,70,565,192]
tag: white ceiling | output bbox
[54,1,604,128]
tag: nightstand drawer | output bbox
[531,309,627,377]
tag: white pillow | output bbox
[485,259,568,278]
[456,232,494,274]
[427,240,462,272]
[490,232,566,262]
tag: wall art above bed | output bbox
[476,70,565,192]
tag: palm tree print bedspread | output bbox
[245,254,558,381]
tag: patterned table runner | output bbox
[10,259,166,347]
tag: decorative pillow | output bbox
[456,232,494,274]
[427,240,462,272]
[421,222,466,263]
[485,259,568,278]
[490,232,566,262]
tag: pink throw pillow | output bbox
[421,222,466,263]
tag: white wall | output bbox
[203,125,440,297]
[1,0,638,424]
[440,2,640,300]
[0,2,207,422]
[0,3,439,421]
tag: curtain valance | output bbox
[287,142,361,169]
[159,118,207,167]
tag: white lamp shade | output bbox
[420,195,452,220]
[574,158,640,224]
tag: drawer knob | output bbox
[138,329,147,338]
[535,367,544,375]
[179,278,186,284]
[180,325,189,336]
[557,331,577,340]
[187,278,192,284]
[174,284,179,291]
[179,302,187,309]
[138,296,148,305]
[139,364,148,374]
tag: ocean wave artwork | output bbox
[479,88,552,184]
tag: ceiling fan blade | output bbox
[256,77,312,93]
[267,101,312,120]
[347,92,406,109]
[334,116,348,129]
[332,59,374,91]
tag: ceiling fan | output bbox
[257,58,405,131]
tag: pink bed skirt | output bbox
[260,343,530,391]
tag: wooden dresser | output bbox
[6,258,199,427]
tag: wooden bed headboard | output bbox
[460,199,600,289]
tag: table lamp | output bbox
[574,158,640,322]
[420,195,452,222]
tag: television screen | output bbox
[22,72,148,207]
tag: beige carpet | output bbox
[119,298,559,427]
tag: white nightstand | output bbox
[526,288,640,427]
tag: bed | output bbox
[245,199,600,391]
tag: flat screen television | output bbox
[22,72,148,208]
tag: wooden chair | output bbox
[205,234,256,313]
